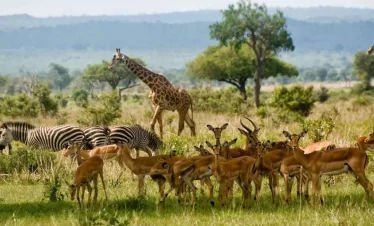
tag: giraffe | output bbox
[108,48,196,139]
[367,44,374,55]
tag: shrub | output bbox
[189,86,252,115]
[300,115,335,142]
[32,84,59,117]
[316,86,329,103]
[0,94,39,117]
[268,85,316,117]
[54,93,69,108]
[255,106,268,119]
[353,95,370,106]
[77,91,121,126]
[71,89,89,107]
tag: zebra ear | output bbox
[0,124,8,129]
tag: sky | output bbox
[1,0,374,17]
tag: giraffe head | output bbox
[367,44,374,55]
[108,48,124,69]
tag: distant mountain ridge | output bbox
[0,18,372,52]
[1,6,374,31]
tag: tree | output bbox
[82,59,145,90]
[353,51,374,90]
[210,0,295,107]
[186,44,297,100]
[32,83,58,117]
[49,63,72,90]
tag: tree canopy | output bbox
[186,44,298,99]
[82,58,146,90]
[48,63,73,90]
[353,51,374,90]
[209,0,295,107]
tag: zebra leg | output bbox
[8,143,12,155]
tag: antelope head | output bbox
[238,117,261,146]
[282,130,307,150]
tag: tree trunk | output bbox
[238,81,248,100]
[253,64,262,108]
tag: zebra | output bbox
[0,121,85,152]
[108,124,163,157]
[82,126,111,150]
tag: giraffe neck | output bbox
[121,54,170,90]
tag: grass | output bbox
[2,86,374,225]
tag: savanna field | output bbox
[0,84,374,226]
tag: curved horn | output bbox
[240,118,252,133]
[244,116,258,132]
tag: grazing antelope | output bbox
[283,130,374,205]
[65,156,108,207]
[116,142,173,196]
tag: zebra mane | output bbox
[144,127,163,151]
[0,121,35,130]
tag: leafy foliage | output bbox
[187,44,297,100]
[82,59,145,90]
[209,0,295,106]
[32,84,59,117]
[48,63,73,90]
[268,85,316,117]
[71,89,89,107]
[77,91,121,126]
[0,94,39,117]
[300,115,335,142]
[353,51,374,90]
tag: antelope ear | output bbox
[194,146,199,152]
[205,141,213,148]
[229,138,237,145]
[300,131,307,137]
[221,123,228,130]
[207,125,214,131]
[282,131,291,139]
[64,180,70,186]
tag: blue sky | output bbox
[1,0,374,17]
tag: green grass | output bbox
[1,170,374,225]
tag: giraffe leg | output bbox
[184,110,196,136]
[150,106,163,139]
[177,110,187,136]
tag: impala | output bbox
[116,142,173,196]
[207,141,260,208]
[283,130,374,205]
[65,156,108,208]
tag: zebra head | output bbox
[147,130,163,155]
[0,124,13,151]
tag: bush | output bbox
[72,89,89,107]
[300,115,335,142]
[32,84,59,117]
[268,85,316,117]
[189,86,252,115]
[0,94,39,117]
[316,86,329,103]
[54,93,69,108]
[77,91,122,126]
[353,95,370,106]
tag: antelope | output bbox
[116,142,173,196]
[65,156,108,208]
[207,123,228,146]
[208,141,260,208]
[63,142,126,169]
[283,130,374,205]
[255,141,293,204]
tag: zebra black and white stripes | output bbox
[82,126,111,149]
[0,122,84,152]
[108,124,163,157]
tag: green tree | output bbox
[32,84,59,117]
[186,44,297,100]
[209,0,295,107]
[49,63,72,90]
[353,51,374,90]
[83,59,145,90]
